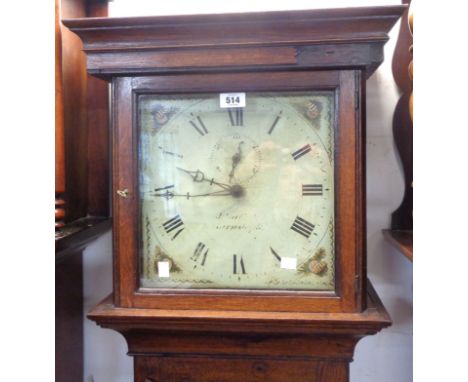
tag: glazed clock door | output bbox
[139,90,335,291]
[113,70,364,313]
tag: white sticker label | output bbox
[158,261,170,278]
[280,257,297,270]
[220,93,246,108]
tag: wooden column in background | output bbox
[60,0,88,223]
[383,0,413,261]
[86,0,110,217]
[55,0,66,229]
[390,0,413,231]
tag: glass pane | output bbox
[138,91,335,290]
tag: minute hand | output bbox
[152,189,232,198]
[176,167,231,190]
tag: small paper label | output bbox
[158,261,170,278]
[280,257,297,270]
[220,92,246,108]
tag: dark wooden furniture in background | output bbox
[55,0,110,381]
[383,0,413,262]
[56,0,110,231]
[383,229,413,262]
[64,6,405,381]
[55,0,66,230]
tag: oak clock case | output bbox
[113,71,362,313]
[63,7,405,382]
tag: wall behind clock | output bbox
[82,1,412,382]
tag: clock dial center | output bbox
[230,184,245,198]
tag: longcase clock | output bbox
[64,6,405,382]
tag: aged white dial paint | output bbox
[139,92,335,290]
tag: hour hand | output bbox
[176,167,206,183]
[176,167,231,190]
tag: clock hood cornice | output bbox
[63,6,405,79]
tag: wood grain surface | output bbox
[90,281,390,382]
[63,6,405,79]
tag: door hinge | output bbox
[355,274,361,291]
[354,70,361,110]
[354,88,360,110]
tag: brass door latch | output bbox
[116,188,129,198]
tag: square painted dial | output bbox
[138,91,335,290]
